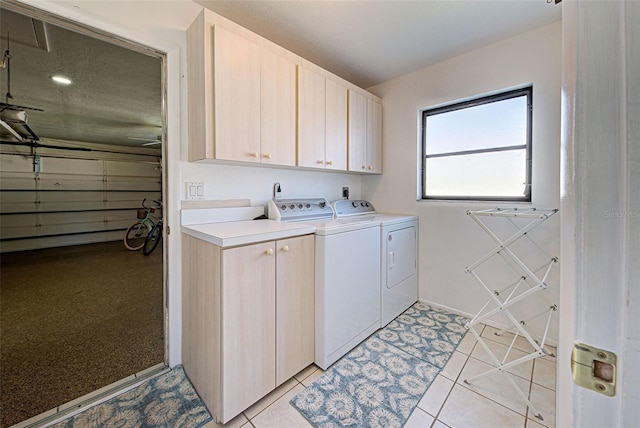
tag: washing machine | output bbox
[269,197,381,369]
[333,200,419,328]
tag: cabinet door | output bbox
[348,90,367,172]
[221,241,276,419]
[367,98,382,173]
[298,67,326,168]
[213,26,261,162]
[325,79,348,171]
[276,235,315,385]
[261,49,296,166]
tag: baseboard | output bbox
[419,298,559,348]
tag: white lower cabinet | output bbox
[182,233,314,424]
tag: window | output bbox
[421,87,532,201]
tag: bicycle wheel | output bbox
[143,223,163,255]
[124,221,151,250]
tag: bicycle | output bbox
[143,218,163,255]
[123,199,162,251]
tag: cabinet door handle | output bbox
[281,245,289,252]
[361,165,366,170]
[265,248,274,255]
[367,165,372,170]
[317,160,324,164]
[249,152,259,158]
[263,153,272,159]
[326,160,333,165]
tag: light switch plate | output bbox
[186,182,205,200]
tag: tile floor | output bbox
[204,324,556,428]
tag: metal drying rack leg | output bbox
[463,207,559,421]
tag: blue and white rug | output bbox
[53,366,212,428]
[291,303,467,428]
[375,303,468,369]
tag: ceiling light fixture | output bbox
[51,75,72,85]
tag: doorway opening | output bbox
[0,4,167,427]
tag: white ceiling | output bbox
[0,7,162,147]
[198,0,561,89]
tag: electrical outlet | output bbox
[342,187,350,199]
[186,182,205,200]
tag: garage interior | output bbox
[0,6,165,427]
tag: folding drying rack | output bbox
[463,207,558,420]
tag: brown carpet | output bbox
[0,241,164,428]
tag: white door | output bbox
[559,2,639,427]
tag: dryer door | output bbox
[386,226,417,289]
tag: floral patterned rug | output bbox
[52,366,211,428]
[291,303,467,428]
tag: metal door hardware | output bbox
[571,342,616,396]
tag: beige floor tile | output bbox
[251,383,312,428]
[438,385,526,428]
[470,337,534,381]
[405,407,435,428]
[433,420,451,428]
[458,357,530,416]
[417,375,454,416]
[300,367,325,387]
[457,327,482,355]
[294,364,320,383]
[527,383,555,428]
[532,358,556,391]
[243,377,299,420]
[440,351,468,381]
[482,325,538,354]
[202,412,248,428]
[542,344,557,362]
[526,418,547,428]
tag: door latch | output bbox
[571,342,616,396]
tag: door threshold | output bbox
[12,363,168,428]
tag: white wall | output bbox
[364,21,562,341]
[181,163,361,207]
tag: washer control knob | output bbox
[352,201,358,208]
[361,202,365,207]
[306,203,311,208]
[298,204,303,209]
[281,205,286,210]
[289,204,295,209]
[319,202,326,208]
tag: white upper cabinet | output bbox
[348,90,367,172]
[261,48,297,166]
[187,10,381,173]
[325,79,348,171]
[213,26,261,163]
[348,90,382,174]
[367,98,383,174]
[298,66,326,168]
[298,67,349,171]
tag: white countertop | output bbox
[182,220,316,248]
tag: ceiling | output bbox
[0,1,561,148]
[0,7,162,148]
[198,0,561,89]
